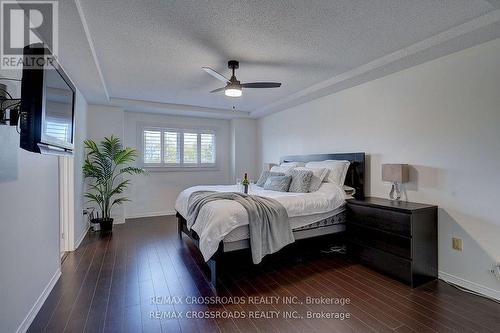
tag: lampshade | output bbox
[382,164,409,183]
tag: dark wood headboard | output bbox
[280,152,365,199]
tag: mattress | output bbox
[223,205,346,243]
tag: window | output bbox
[200,133,215,164]
[142,127,216,168]
[143,130,161,164]
[183,133,198,164]
[164,131,180,164]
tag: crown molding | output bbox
[251,10,500,118]
[109,97,251,119]
[75,0,110,101]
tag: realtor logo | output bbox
[1,0,58,69]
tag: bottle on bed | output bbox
[242,173,249,194]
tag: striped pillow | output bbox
[287,168,313,193]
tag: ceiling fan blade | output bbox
[241,82,281,88]
[209,87,226,93]
[202,67,230,83]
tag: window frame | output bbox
[139,123,218,171]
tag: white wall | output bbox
[230,118,259,183]
[258,38,500,299]
[86,107,232,219]
[0,79,88,332]
[0,132,60,333]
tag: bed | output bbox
[175,152,365,286]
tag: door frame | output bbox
[59,156,75,255]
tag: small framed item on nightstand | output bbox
[346,197,438,288]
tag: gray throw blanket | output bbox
[187,191,294,264]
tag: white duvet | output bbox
[174,183,346,261]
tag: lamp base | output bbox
[389,182,402,201]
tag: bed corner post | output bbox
[176,212,183,239]
[208,259,218,287]
[208,243,224,288]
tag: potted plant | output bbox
[83,135,146,232]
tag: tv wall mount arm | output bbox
[0,78,24,127]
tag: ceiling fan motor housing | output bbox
[228,60,239,69]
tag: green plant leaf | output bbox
[119,166,146,175]
[111,197,130,206]
[109,179,130,196]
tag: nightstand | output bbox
[346,197,438,288]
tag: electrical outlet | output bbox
[452,237,463,251]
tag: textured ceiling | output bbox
[68,1,500,116]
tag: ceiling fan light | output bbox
[224,87,242,97]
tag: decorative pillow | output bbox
[270,165,294,173]
[263,175,292,192]
[256,171,285,187]
[286,168,313,193]
[298,167,328,192]
[305,160,350,185]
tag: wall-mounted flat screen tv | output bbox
[20,43,75,155]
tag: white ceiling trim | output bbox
[251,10,500,118]
[74,0,110,101]
[110,98,251,119]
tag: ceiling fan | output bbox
[202,60,281,98]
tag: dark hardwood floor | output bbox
[28,216,500,333]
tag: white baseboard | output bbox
[125,210,176,219]
[73,224,90,250]
[16,268,61,333]
[439,271,500,301]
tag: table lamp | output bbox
[382,164,409,201]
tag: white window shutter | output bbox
[183,132,198,164]
[143,130,161,163]
[200,133,215,164]
[164,131,180,164]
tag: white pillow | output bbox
[270,165,294,173]
[292,167,328,192]
[305,160,350,185]
[280,161,304,168]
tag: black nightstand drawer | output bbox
[347,224,411,259]
[349,243,412,284]
[349,204,411,236]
